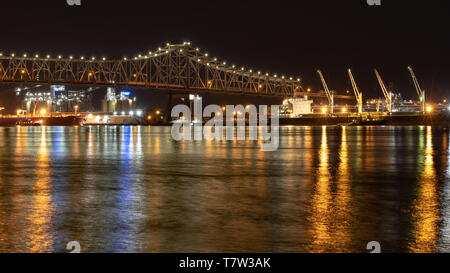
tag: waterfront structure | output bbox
[101,88,137,113]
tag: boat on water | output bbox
[16,119,41,126]
[348,117,387,126]
[0,116,85,126]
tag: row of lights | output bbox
[0,52,108,61]
[127,42,180,61]
[0,44,180,61]
[125,41,301,82]
[193,53,299,82]
[317,106,435,114]
[86,110,144,119]
[17,108,47,116]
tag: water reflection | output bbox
[309,126,333,252]
[0,126,449,252]
[333,126,352,252]
[26,127,55,252]
[307,126,353,252]
[409,127,440,252]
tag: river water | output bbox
[0,125,449,253]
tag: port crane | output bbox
[348,69,363,114]
[407,66,425,112]
[374,69,392,113]
[317,70,334,114]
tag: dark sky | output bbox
[1,0,450,103]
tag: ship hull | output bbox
[0,116,84,126]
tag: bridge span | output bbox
[0,42,353,100]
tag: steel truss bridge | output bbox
[0,42,353,99]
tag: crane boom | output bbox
[374,69,392,113]
[348,69,363,114]
[407,66,425,112]
[317,70,334,113]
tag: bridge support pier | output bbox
[163,92,190,123]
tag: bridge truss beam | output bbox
[0,43,304,98]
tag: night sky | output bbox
[1,0,449,108]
